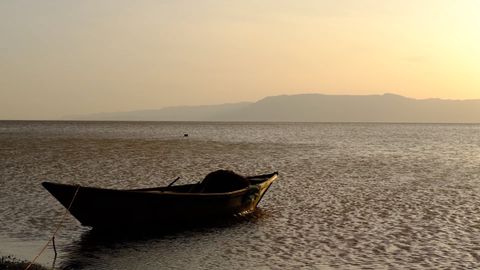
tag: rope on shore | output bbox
[25,185,81,270]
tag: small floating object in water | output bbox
[184,133,189,137]
[42,170,279,228]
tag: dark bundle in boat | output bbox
[197,170,249,193]
[42,170,278,228]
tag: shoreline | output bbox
[0,255,48,270]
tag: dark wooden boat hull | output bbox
[42,172,278,228]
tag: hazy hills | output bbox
[73,102,252,122]
[72,93,480,123]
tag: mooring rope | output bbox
[25,185,81,270]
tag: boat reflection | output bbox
[58,209,268,269]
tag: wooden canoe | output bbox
[42,172,278,228]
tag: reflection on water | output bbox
[60,210,267,269]
[1,121,480,269]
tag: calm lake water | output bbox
[1,121,479,269]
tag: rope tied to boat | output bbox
[25,185,81,270]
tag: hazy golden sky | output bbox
[1,1,479,119]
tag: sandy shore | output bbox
[0,256,48,270]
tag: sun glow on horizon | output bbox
[0,0,479,119]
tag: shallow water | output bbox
[1,121,480,269]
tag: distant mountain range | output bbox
[70,93,480,123]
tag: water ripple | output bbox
[1,121,479,269]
